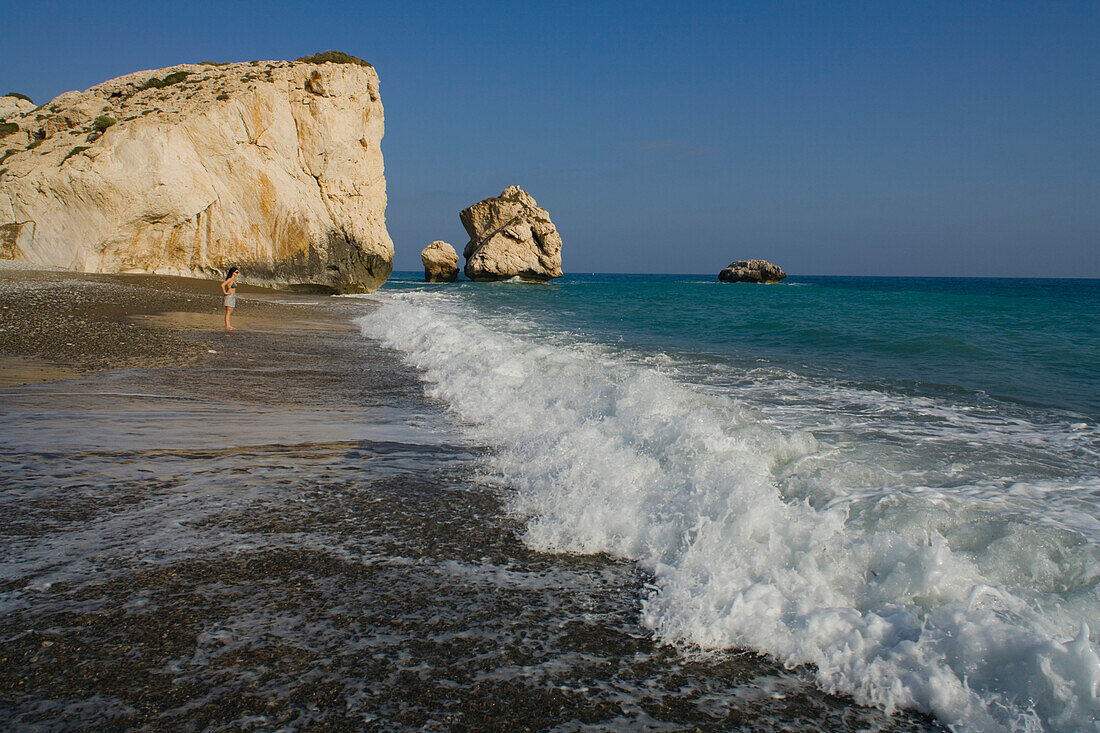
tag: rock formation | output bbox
[718,259,787,283]
[460,186,562,281]
[0,54,394,292]
[421,240,459,282]
[0,94,36,120]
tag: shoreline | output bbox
[0,269,942,731]
[0,269,360,386]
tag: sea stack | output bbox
[421,240,459,282]
[460,186,563,281]
[718,260,787,283]
[0,52,394,293]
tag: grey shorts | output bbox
[223,294,236,307]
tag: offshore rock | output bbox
[0,57,393,293]
[460,186,562,281]
[718,259,787,283]
[421,240,459,282]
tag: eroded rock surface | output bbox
[0,95,36,120]
[718,259,787,283]
[0,57,393,292]
[460,186,562,281]
[421,240,459,282]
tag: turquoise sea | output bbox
[361,273,1100,731]
[385,274,1100,418]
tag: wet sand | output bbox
[0,270,941,731]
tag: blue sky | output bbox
[2,1,1097,276]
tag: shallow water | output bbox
[358,273,1100,731]
[0,308,938,730]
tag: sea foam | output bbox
[358,291,1100,731]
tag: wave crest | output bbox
[358,291,1100,731]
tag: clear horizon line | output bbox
[389,270,1100,281]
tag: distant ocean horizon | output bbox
[360,272,1100,731]
[391,269,1100,278]
[381,272,1100,416]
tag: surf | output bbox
[359,288,1100,731]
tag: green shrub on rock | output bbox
[93,115,116,132]
[4,92,33,103]
[216,93,230,101]
[162,71,190,86]
[0,122,19,138]
[61,146,89,164]
[295,51,372,67]
[141,71,191,91]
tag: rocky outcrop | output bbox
[718,260,787,283]
[0,55,393,292]
[0,94,36,120]
[460,186,562,281]
[421,240,458,282]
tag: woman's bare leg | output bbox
[225,306,235,330]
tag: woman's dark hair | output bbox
[224,266,239,279]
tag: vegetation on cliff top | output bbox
[93,115,117,132]
[140,71,191,90]
[4,92,34,104]
[295,51,373,68]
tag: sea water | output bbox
[361,273,1100,732]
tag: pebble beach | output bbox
[0,269,946,730]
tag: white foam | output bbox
[358,291,1100,731]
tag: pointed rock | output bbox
[460,186,563,281]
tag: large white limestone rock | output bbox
[0,58,394,292]
[460,186,563,281]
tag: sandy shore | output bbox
[0,270,939,731]
[0,269,361,384]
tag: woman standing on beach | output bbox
[221,267,239,330]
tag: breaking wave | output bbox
[358,290,1100,731]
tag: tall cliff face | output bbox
[0,59,393,292]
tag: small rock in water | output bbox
[718,259,787,283]
[421,241,459,282]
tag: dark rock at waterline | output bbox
[718,260,787,283]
